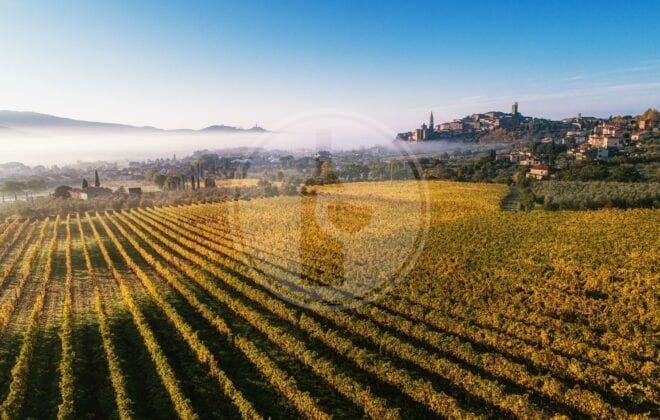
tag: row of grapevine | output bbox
[158,199,658,414]
[56,215,74,419]
[151,204,651,417]
[93,214,261,420]
[442,210,655,358]
[0,222,38,291]
[133,208,342,308]
[152,206,348,299]
[75,214,133,420]
[141,207,343,302]
[234,337,331,420]
[104,212,331,420]
[162,203,337,276]
[0,219,30,263]
[84,214,198,419]
[358,300,620,417]
[116,210,476,418]
[169,203,650,410]
[0,218,20,246]
[148,207,321,279]
[110,211,401,419]
[0,219,50,335]
[389,264,655,375]
[402,290,653,384]
[0,180,653,417]
[159,206,606,414]
[168,202,652,376]
[162,204,338,272]
[381,294,656,407]
[0,216,59,419]
[133,208,551,417]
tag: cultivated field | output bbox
[0,181,657,418]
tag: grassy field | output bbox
[0,180,657,418]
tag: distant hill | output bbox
[0,110,156,132]
[0,110,268,134]
[201,124,268,133]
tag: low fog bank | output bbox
[0,109,493,167]
[389,139,481,155]
[0,127,486,167]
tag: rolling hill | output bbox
[0,110,268,135]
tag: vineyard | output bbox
[0,180,657,418]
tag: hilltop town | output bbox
[398,102,538,142]
[397,103,656,146]
[399,104,659,175]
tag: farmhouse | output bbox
[68,188,84,199]
[128,187,143,196]
[80,186,112,200]
[527,165,550,180]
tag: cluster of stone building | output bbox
[493,116,658,180]
[68,186,112,200]
[587,124,624,149]
[571,119,655,160]
[494,150,549,179]
[68,185,143,200]
[399,102,530,141]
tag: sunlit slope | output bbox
[0,180,656,418]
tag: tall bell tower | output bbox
[429,111,434,132]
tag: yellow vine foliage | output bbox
[0,181,655,418]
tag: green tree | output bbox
[54,185,72,199]
[639,108,659,122]
[204,177,216,188]
[578,164,608,181]
[2,180,25,194]
[113,186,128,198]
[320,161,338,184]
[94,170,100,187]
[154,174,167,188]
[520,189,535,211]
[610,165,641,182]
[25,178,47,192]
[197,154,219,173]
[82,178,89,189]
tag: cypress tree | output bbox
[94,170,100,187]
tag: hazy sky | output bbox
[1,0,659,132]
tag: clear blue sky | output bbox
[1,0,658,131]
